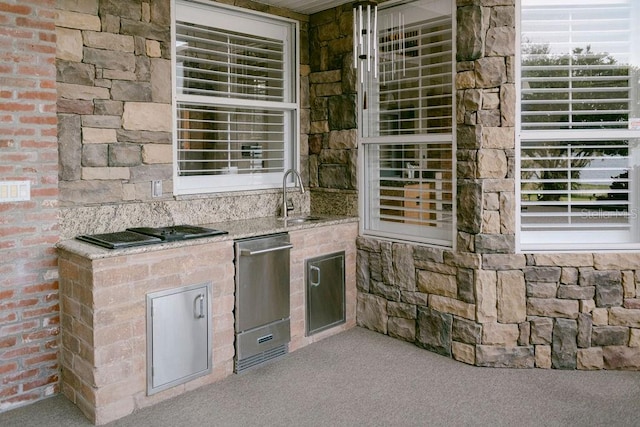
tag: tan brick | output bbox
[417,270,456,297]
[476,269,497,323]
[122,102,172,132]
[532,253,594,267]
[452,342,475,365]
[82,127,117,144]
[142,144,172,164]
[429,295,475,321]
[577,347,604,370]
[592,307,609,326]
[56,10,101,31]
[56,27,82,61]
[481,126,514,149]
[527,298,579,319]
[497,270,526,323]
[622,270,636,298]
[83,31,134,52]
[580,299,595,314]
[482,322,519,346]
[594,253,640,270]
[482,210,500,234]
[608,307,640,328]
[146,40,162,57]
[535,345,551,369]
[81,167,129,181]
[58,82,110,101]
[630,328,640,348]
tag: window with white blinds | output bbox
[519,0,640,249]
[173,1,297,194]
[361,0,455,246]
[521,1,637,130]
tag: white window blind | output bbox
[375,16,453,136]
[521,1,635,129]
[364,12,453,137]
[519,0,640,249]
[177,104,284,175]
[367,140,454,245]
[176,21,285,102]
[173,2,297,194]
[361,0,455,246]
[521,139,632,228]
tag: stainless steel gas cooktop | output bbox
[76,225,227,249]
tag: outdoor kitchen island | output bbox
[57,216,358,425]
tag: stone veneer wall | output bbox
[307,5,358,217]
[357,241,640,369]
[55,0,311,237]
[355,0,640,371]
[0,0,61,411]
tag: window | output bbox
[519,0,640,249]
[360,0,455,246]
[173,1,298,194]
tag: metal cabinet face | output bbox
[146,283,212,395]
[306,252,345,335]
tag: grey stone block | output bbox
[452,317,482,345]
[57,60,95,85]
[577,313,592,349]
[82,144,108,167]
[416,307,452,357]
[457,268,475,304]
[558,285,595,300]
[456,6,483,61]
[109,144,141,167]
[58,114,82,181]
[111,81,152,102]
[530,316,553,345]
[476,345,535,368]
[524,266,562,283]
[552,318,578,369]
[83,47,136,72]
[591,326,629,347]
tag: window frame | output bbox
[358,0,457,248]
[516,0,640,251]
[171,0,299,195]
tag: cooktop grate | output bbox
[76,231,162,249]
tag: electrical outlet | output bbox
[152,180,162,198]
[0,180,30,202]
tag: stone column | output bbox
[456,1,516,255]
[307,5,358,216]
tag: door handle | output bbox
[240,243,293,256]
[195,294,205,318]
[310,265,321,287]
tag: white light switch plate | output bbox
[0,181,30,202]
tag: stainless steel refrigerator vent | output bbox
[235,344,288,373]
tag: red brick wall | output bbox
[0,0,60,411]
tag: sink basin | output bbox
[281,216,323,225]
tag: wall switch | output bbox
[0,180,30,203]
[152,180,162,198]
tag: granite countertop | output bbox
[56,215,359,260]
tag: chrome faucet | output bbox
[282,168,305,219]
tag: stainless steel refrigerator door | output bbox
[235,234,291,333]
[147,283,211,394]
[306,251,345,335]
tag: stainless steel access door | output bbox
[306,251,345,335]
[235,233,292,333]
[147,283,211,395]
